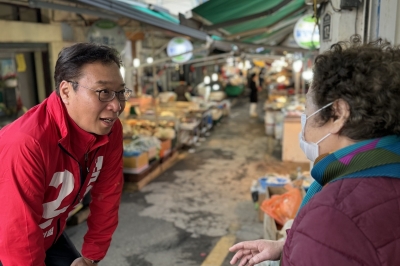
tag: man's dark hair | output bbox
[311,34,400,140]
[54,43,122,95]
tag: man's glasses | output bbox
[68,81,132,102]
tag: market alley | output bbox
[66,98,307,266]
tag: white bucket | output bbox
[264,111,275,136]
[274,123,283,140]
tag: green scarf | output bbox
[300,135,400,210]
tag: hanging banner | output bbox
[166,37,193,63]
[293,14,320,49]
[87,20,127,53]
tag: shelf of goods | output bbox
[121,116,177,190]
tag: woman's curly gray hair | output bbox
[311,35,400,140]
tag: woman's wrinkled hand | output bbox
[229,239,285,266]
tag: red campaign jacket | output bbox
[282,177,400,266]
[0,92,124,265]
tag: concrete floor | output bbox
[66,97,308,266]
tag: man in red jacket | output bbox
[0,43,131,265]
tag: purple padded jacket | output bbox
[282,177,400,266]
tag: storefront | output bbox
[0,43,52,128]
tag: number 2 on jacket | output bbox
[39,170,74,230]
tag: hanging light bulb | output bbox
[212,84,220,90]
[133,58,140,68]
[211,73,218,82]
[292,60,303,73]
[146,57,153,64]
[277,75,286,83]
[245,60,252,69]
[204,76,211,84]
[302,69,314,81]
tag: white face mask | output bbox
[299,102,333,162]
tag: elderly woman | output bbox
[229,35,400,266]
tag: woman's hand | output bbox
[229,239,285,266]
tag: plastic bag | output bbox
[260,185,302,226]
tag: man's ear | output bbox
[59,81,71,104]
[330,99,350,134]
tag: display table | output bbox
[282,116,308,163]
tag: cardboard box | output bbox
[282,116,309,163]
[159,139,172,158]
[123,152,149,170]
[148,146,158,160]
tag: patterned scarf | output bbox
[299,135,400,210]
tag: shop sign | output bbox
[87,20,127,53]
[293,14,320,49]
[322,13,332,41]
[166,37,193,63]
[15,54,26,72]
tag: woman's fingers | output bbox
[247,253,263,266]
[229,241,259,252]
[238,254,254,266]
[230,250,244,265]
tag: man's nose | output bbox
[108,95,121,112]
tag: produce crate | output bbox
[123,152,149,170]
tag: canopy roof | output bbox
[76,0,208,40]
[188,0,309,49]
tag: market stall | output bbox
[120,92,231,190]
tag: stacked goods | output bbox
[123,136,161,174]
[122,119,176,139]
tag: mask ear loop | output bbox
[316,133,331,144]
[304,102,334,143]
[308,102,334,119]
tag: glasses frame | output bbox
[67,81,132,102]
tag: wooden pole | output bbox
[151,31,160,128]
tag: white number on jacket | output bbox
[39,170,74,229]
[84,156,103,196]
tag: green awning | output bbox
[242,12,304,43]
[78,0,209,41]
[192,0,287,25]
[191,0,307,41]
[131,5,179,24]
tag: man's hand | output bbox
[71,257,98,266]
[229,239,285,266]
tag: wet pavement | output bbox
[66,96,308,266]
